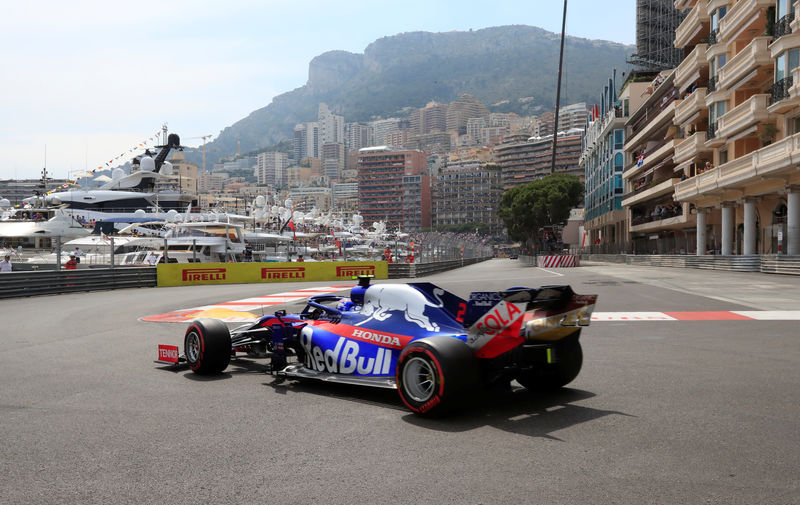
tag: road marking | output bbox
[141,285,352,323]
[591,311,800,321]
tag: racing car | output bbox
[157,276,598,416]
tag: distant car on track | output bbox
[158,277,598,416]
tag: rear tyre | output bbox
[395,337,477,416]
[184,318,231,374]
[516,340,582,391]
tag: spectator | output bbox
[0,255,12,273]
[146,251,159,266]
[65,255,78,270]
[296,254,304,262]
[73,247,83,263]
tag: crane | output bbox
[185,135,213,173]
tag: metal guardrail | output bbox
[582,254,800,276]
[0,267,157,299]
[388,257,491,278]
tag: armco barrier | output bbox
[388,257,491,278]
[0,267,157,299]
[582,254,800,276]
[157,261,388,287]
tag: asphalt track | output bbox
[1,259,798,504]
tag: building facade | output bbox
[494,132,585,189]
[356,147,427,228]
[582,79,652,251]
[670,0,800,255]
[432,161,503,232]
[256,151,289,187]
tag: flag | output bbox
[287,220,296,240]
[637,153,645,167]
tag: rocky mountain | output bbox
[190,25,633,167]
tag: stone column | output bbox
[788,189,800,256]
[696,208,707,256]
[721,204,735,256]
[743,199,757,255]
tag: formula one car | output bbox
[157,277,598,416]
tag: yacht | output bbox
[119,220,247,265]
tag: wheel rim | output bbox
[186,331,201,362]
[402,356,436,402]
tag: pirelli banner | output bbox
[156,261,388,287]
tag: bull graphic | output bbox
[355,285,443,332]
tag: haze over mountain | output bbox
[189,25,633,167]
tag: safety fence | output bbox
[0,258,492,298]
[387,257,491,279]
[581,254,800,276]
[0,267,157,299]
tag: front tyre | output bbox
[516,340,583,391]
[184,318,231,374]
[396,337,477,416]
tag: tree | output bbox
[497,174,584,250]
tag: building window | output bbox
[614,129,624,150]
[719,148,728,165]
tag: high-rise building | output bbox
[357,147,427,228]
[494,133,584,189]
[294,122,319,161]
[318,103,345,145]
[446,94,490,133]
[368,118,405,146]
[466,118,487,145]
[410,102,448,135]
[432,161,503,232]
[321,142,345,181]
[256,151,289,187]
[345,123,371,151]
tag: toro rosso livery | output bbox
[158,277,598,415]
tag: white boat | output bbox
[118,220,247,265]
[0,207,91,246]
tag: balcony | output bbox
[675,44,709,91]
[791,66,800,100]
[768,75,799,112]
[623,140,677,180]
[674,0,696,10]
[674,87,708,125]
[716,93,771,139]
[674,131,710,163]
[717,37,771,91]
[624,100,682,152]
[674,132,800,201]
[675,0,710,49]
[630,207,691,233]
[772,11,795,41]
[622,178,681,207]
[719,0,773,42]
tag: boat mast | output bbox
[550,0,568,175]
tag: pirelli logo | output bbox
[336,265,376,277]
[182,268,226,282]
[261,267,305,280]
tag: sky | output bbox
[0,0,635,181]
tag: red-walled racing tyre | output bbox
[184,318,231,374]
[395,336,477,416]
[515,340,583,391]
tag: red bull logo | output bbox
[261,267,305,280]
[336,265,376,277]
[182,268,226,282]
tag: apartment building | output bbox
[494,132,585,190]
[356,147,427,228]
[671,0,800,255]
[256,151,289,187]
[432,161,503,232]
[581,76,652,250]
